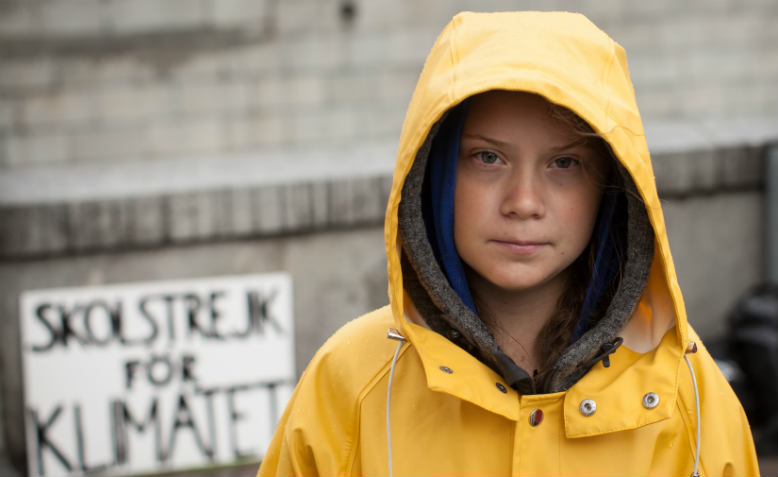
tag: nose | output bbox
[499,170,545,219]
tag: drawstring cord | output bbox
[386,329,406,477]
[580,337,624,369]
[684,353,702,477]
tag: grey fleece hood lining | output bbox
[397,110,655,394]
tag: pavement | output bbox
[1,456,775,476]
[0,460,260,477]
[0,459,19,477]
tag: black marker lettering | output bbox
[30,304,58,352]
[74,404,110,473]
[161,295,176,345]
[181,354,197,382]
[137,297,160,346]
[243,289,283,337]
[168,393,213,461]
[83,300,116,346]
[110,400,126,465]
[124,360,141,389]
[198,388,218,457]
[58,304,88,348]
[147,354,173,387]
[184,294,207,339]
[117,397,164,462]
[30,405,72,475]
[208,291,226,339]
[226,385,253,460]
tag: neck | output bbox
[469,272,568,372]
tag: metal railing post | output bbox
[766,144,778,282]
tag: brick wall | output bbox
[1,0,776,169]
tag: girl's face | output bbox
[454,91,606,299]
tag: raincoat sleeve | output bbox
[257,307,397,476]
[256,352,356,477]
[256,379,319,476]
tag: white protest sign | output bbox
[20,273,294,477]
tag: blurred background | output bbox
[0,0,776,475]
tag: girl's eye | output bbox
[477,151,500,164]
[551,156,579,169]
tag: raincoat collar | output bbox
[403,268,684,437]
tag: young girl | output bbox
[259,11,759,476]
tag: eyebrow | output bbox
[461,133,588,153]
[461,133,511,148]
[549,138,589,154]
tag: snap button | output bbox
[496,383,507,393]
[529,409,543,426]
[439,366,453,374]
[642,392,660,409]
[446,329,461,340]
[579,399,597,416]
[686,341,698,354]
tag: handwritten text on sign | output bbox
[20,273,294,477]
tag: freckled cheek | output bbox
[454,202,482,237]
[453,192,473,240]
[579,195,603,240]
[559,193,601,241]
[454,182,489,220]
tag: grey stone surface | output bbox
[0,227,387,474]
[1,131,773,258]
[0,141,397,205]
[2,1,776,169]
[0,459,21,477]
[0,141,399,259]
[652,145,766,198]
[2,0,777,470]
[663,191,765,339]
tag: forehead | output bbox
[462,91,581,140]
[461,90,612,175]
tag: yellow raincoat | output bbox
[259,11,759,476]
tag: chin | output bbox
[483,274,545,293]
[479,268,567,295]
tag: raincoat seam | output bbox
[281,427,313,476]
[447,14,460,109]
[600,38,618,134]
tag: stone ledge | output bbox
[645,116,777,197]
[1,119,776,259]
[652,143,767,198]
[0,175,393,258]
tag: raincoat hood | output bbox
[385,10,687,391]
[259,12,759,477]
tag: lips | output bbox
[491,239,548,255]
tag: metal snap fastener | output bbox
[529,409,544,426]
[446,329,461,340]
[496,383,507,393]
[439,366,453,374]
[642,392,660,409]
[685,341,698,354]
[579,399,597,416]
